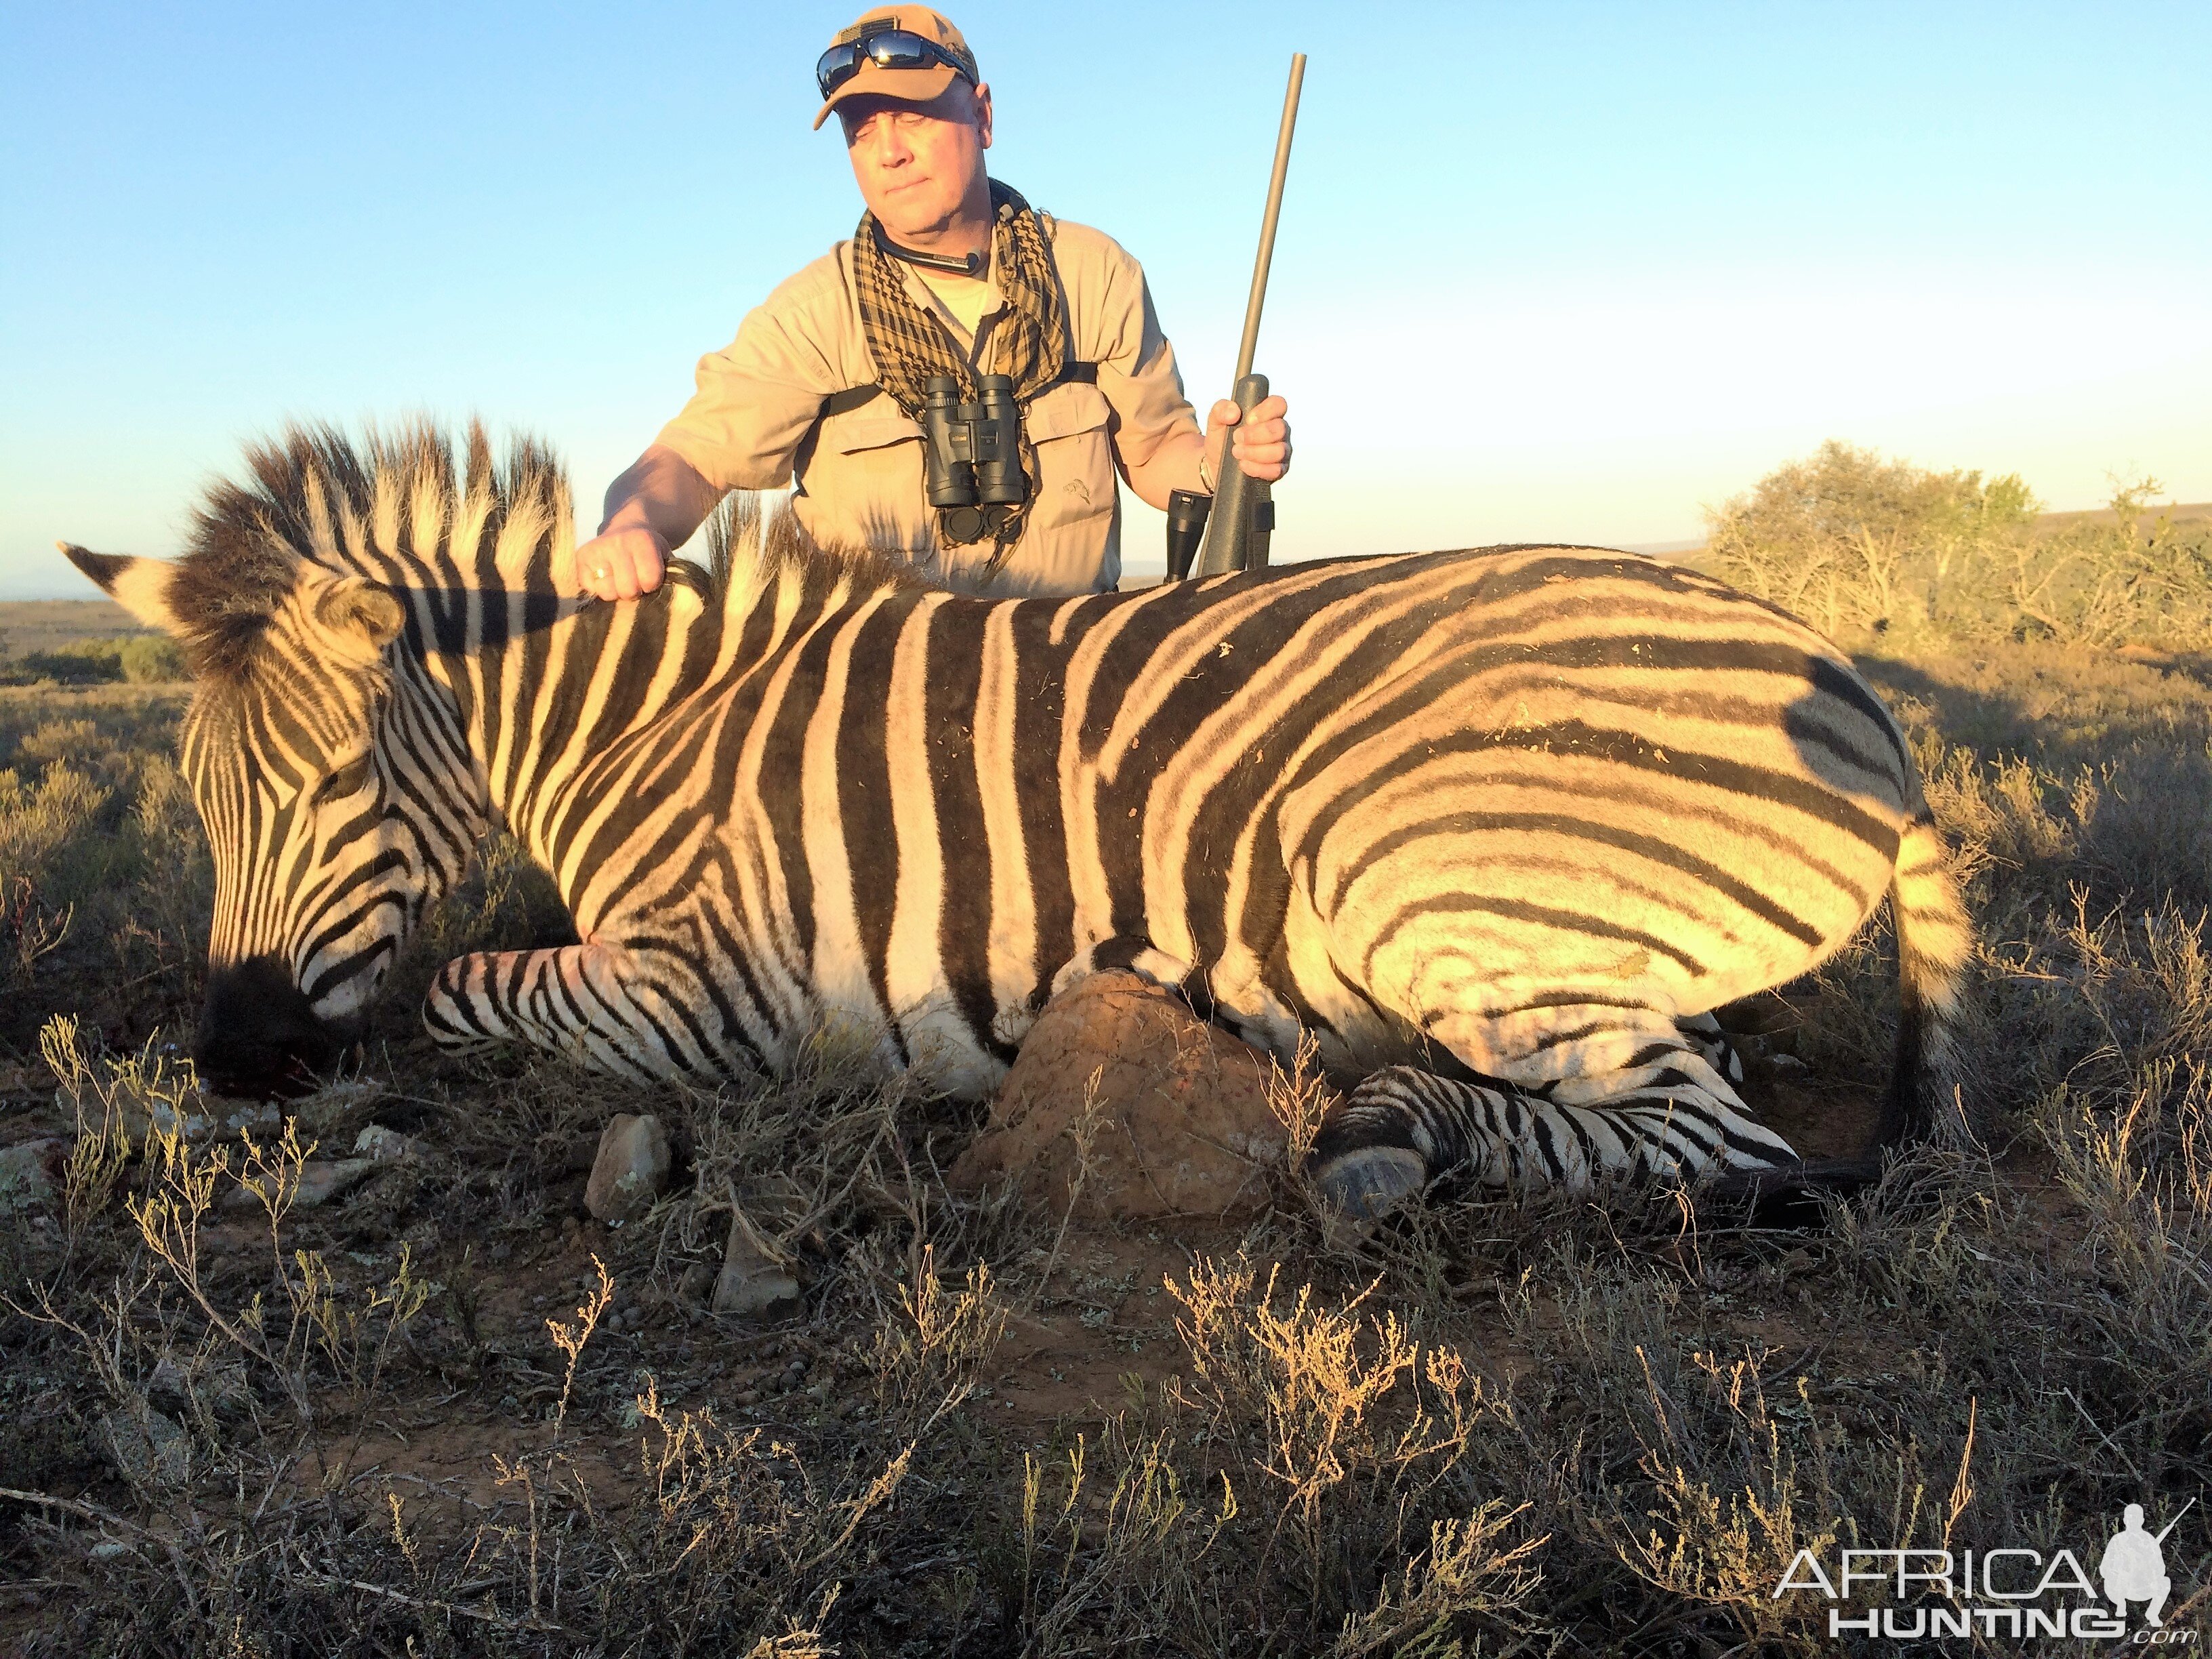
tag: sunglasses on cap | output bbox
[815,27,977,100]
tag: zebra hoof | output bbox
[1310,1144,1428,1220]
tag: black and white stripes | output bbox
[70,426,1972,1203]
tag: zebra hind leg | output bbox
[1308,1040,1799,1219]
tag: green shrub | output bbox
[117,635,188,682]
[8,644,123,684]
[0,635,188,686]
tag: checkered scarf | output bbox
[853,179,1068,552]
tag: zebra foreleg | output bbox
[1676,1011,1747,1087]
[1309,1043,1798,1218]
[422,943,712,1082]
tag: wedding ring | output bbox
[591,565,609,582]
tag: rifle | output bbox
[1166,52,1307,581]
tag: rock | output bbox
[0,1139,64,1212]
[584,1114,672,1224]
[112,1095,211,1147]
[288,1078,386,1136]
[948,972,1293,1221]
[101,1403,190,1489]
[712,1208,801,1318]
[148,1354,253,1419]
[677,1261,716,1304]
[297,1157,377,1206]
[226,1156,376,1211]
[353,1124,419,1163]
[146,1355,191,1405]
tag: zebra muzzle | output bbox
[195,954,358,1099]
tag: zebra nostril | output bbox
[194,954,345,1099]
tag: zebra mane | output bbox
[171,422,569,683]
[701,490,930,608]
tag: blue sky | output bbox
[5,1,2207,598]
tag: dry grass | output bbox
[3,637,2209,1654]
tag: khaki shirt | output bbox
[655,218,1200,596]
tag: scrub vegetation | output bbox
[0,602,190,689]
[2,450,2207,1654]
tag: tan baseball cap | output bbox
[813,6,980,131]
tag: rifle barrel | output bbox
[1233,53,1307,383]
[2153,1496,2196,1544]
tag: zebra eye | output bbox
[312,756,373,804]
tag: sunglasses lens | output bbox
[863,30,934,70]
[815,43,861,97]
[819,29,968,100]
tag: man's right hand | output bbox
[558,523,669,602]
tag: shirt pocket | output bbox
[807,403,932,552]
[1022,381,1116,537]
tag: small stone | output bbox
[109,1094,211,1148]
[712,1208,800,1318]
[288,1078,385,1134]
[147,1356,190,1401]
[676,1261,716,1304]
[148,1355,251,1418]
[0,1139,63,1212]
[353,1124,419,1163]
[584,1114,671,1224]
[293,1158,377,1207]
[102,1404,190,1488]
[219,1156,376,1212]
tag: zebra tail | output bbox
[1884,813,1973,1149]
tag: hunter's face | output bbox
[839,83,992,240]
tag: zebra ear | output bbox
[61,545,183,634]
[305,573,406,662]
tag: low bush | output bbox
[1707,439,2212,649]
[0,636,188,687]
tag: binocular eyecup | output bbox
[922,373,1028,544]
[1165,489,1212,581]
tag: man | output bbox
[562,5,1292,601]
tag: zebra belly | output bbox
[1271,722,1904,1086]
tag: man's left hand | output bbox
[1207,394,1292,485]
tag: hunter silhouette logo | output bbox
[1770,1498,2198,1642]
[2103,1502,2188,1629]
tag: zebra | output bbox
[66,424,1971,1216]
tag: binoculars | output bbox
[922,373,1027,544]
